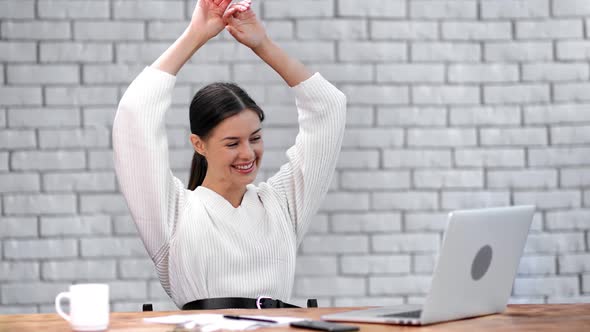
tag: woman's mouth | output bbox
[232,160,255,174]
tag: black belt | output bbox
[182,296,317,310]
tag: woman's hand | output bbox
[190,0,234,40]
[223,0,269,50]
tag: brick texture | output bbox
[0,0,588,313]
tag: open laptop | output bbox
[322,205,535,326]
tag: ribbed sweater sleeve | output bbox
[265,73,347,243]
[112,66,187,273]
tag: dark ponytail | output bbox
[187,152,208,191]
[187,82,264,190]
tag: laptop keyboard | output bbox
[381,310,422,318]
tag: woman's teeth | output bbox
[234,162,254,170]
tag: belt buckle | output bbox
[256,296,273,309]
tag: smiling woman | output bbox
[186,81,265,205]
[112,0,346,310]
[190,106,264,207]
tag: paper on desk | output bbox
[143,313,305,331]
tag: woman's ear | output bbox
[190,134,207,156]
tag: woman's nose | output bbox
[239,143,255,159]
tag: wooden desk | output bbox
[1,304,589,332]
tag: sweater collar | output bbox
[195,185,261,219]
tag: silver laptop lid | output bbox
[420,205,535,325]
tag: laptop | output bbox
[322,205,535,326]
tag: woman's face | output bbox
[193,109,264,189]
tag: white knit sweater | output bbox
[113,66,346,308]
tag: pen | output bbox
[223,315,278,324]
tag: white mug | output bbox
[55,283,110,331]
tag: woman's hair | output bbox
[187,82,265,190]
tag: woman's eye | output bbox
[251,136,262,142]
[227,142,238,147]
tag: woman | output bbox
[113,0,346,309]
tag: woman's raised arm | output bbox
[224,3,347,240]
[223,4,311,87]
[153,0,237,75]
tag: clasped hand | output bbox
[191,0,268,50]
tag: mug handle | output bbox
[55,291,71,322]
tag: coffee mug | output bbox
[55,283,110,331]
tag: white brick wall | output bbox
[1,0,589,313]
[0,217,37,238]
[558,41,590,60]
[42,261,118,281]
[481,0,550,19]
[40,216,112,236]
[524,104,590,125]
[37,0,110,19]
[485,41,553,61]
[338,0,405,18]
[410,1,477,19]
